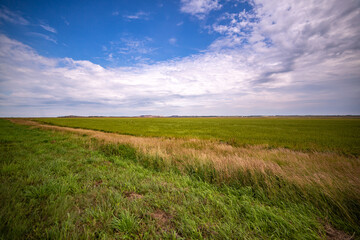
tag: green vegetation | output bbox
[35,117,360,156]
[1,119,359,239]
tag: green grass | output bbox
[1,119,354,239]
[34,117,360,156]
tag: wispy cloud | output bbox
[209,0,360,88]
[1,0,360,117]
[0,6,58,35]
[61,16,69,26]
[180,0,222,19]
[114,37,155,54]
[0,6,29,25]
[28,32,57,44]
[102,36,156,65]
[39,22,57,34]
[123,11,150,20]
[169,38,177,45]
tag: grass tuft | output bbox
[111,211,139,235]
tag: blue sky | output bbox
[0,0,359,116]
[1,0,249,66]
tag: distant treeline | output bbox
[57,115,360,118]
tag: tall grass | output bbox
[10,118,360,236]
[97,141,360,235]
[34,117,360,156]
[1,119,335,239]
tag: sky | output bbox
[0,0,359,117]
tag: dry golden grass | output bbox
[10,118,360,199]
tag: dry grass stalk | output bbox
[10,119,360,198]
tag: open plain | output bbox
[1,117,359,239]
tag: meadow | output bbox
[1,118,360,239]
[35,117,360,156]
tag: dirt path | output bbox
[8,118,358,240]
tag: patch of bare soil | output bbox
[123,191,143,200]
[94,180,102,187]
[323,221,355,240]
[150,210,172,229]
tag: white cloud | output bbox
[169,38,177,45]
[28,32,57,44]
[1,0,360,116]
[61,16,70,26]
[40,23,57,33]
[123,11,150,20]
[117,37,154,54]
[180,0,222,19]
[0,6,29,25]
[102,37,156,65]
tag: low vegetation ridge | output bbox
[1,118,359,239]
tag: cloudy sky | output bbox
[0,0,359,117]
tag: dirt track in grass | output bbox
[10,118,360,197]
[7,118,360,237]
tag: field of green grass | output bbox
[35,117,360,156]
[1,118,359,239]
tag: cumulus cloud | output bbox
[208,0,360,92]
[180,0,222,19]
[1,0,360,117]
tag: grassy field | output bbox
[1,118,360,239]
[34,117,360,156]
